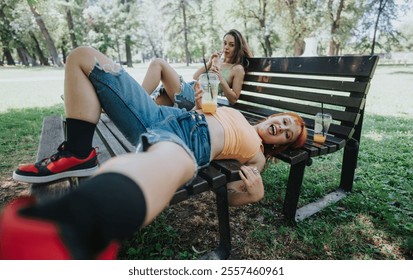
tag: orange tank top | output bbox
[211,107,263,163]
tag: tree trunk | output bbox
[65,0,78,49]
[181,1,190,66]
[0,5,15,65]
[148,36,160,58]
[264,34,273,57]
[28,1,63,67]
[261,0,272,57]
[16,48,27,66]
[3,47,15,65]
[125,35,133,67]
[294,40,304,56]
[371,0,388,55]
[122,0,133,67]
[30,32,49,66]
[17,46,35,66]
[286,0,304,56]
[327,0,345,56]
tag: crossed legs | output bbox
[142,58,182,106]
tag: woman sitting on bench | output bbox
[1,46,306,259]
[146,29,252,108]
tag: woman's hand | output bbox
[238,165,264,202]
[209,51,223,76]
[193,81,203,110]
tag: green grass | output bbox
[0,65,412,260]
[0,105,65,179]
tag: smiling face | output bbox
[255,115,303,145]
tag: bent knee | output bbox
[149,58,167,69]
[66,46,95,64]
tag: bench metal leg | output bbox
[68,177,80,188]
[282,159,307,222]
[200,185,231,260]
[339,138,359,192]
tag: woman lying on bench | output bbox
[1,46,306,259]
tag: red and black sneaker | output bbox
[13,142,99,184]
[0,196,120,260]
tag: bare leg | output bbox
[141,58,182,106]
[64,46,118,124]
[96,141,196,226]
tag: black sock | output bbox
[21,173,147,259]
[65,118,96,158]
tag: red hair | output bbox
[261,112,307,158]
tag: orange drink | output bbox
[199,73,219,114]
[202,101,217,113]
[313,133,326,143]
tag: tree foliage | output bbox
[0,0,411,67]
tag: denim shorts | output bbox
[87,62,211,181]
[151,77,195,111]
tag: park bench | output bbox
[29,54,378,260]
[216,55,379,222]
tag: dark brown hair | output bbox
[224,29,253,67]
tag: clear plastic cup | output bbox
[314,113,332,143]
[199,73,219,113]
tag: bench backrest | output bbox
[218,55,379,158]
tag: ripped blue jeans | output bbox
[150,76,196,111]
[87,63,211,182]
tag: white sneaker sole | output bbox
[12,166,99,184]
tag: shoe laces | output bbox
[39,142,72,166]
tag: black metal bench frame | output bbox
[30,55,378,259]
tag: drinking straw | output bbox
[321,102,325,136]
[203,58,213,99]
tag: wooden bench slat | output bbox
[96,119,127,156]
[306,130,345,149]
[242,83,365,109]
[236,95,361,124]
[244,75,369,93]
[246,56,378,78]
[211,160,242,182]
[198,166,227,190]
[307,142,328,155]
[36,116,65,160]
[276,149,308,165]
[303,144,322,157]
[92,132,112,164]
[100,114,136,153]
[170,177,209,205]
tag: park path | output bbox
[0,64,199,113]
